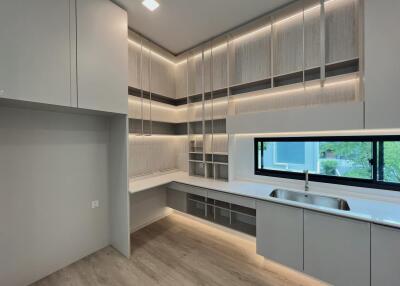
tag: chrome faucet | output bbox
[304,170,309,192]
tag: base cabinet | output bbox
[256,201,303,271]
[167,189,187,213]
[371,224,400,286]
[304,210,370,286]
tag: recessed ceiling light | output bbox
[142,0,159,11]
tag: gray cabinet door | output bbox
[304,210,370,286]
[0,0,73,106]
[371,224,400,286]
[256,201,303,271]
[167,189,187,213]
[364,0,400,128]
[77,0,127,114]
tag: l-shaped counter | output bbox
[129,170,400,229]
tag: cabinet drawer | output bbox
[207,190,255,209]
[168,182,207,197]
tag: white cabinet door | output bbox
[0,0,73,106]
[304,210,370,286]
[77,0,128,114]
[364,0,400,128]
[371,224,400,286]
[256,201,303,271]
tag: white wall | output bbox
[0,106,113,286]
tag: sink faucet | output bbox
[304,170,309,192]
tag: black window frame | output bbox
[254,135,400,192]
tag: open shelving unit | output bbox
[186,42,230,181]
[187,194,256,236]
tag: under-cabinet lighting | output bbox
[232,25,271,43]
[128,97,178,111]
[128,39,176,65]
[129,134,187,139]
[142,0,159,11]
[234,129,400,138]
[232,78,358,103]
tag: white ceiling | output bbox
[113,0,294,55]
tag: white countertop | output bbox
[129,171,400,229]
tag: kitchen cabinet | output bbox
[371,224,400,286]
[304,210,370,286]
[325,0,359,65]
[256,201,303,271]
[273,4,303,79]
[229,25,271,87]
[128,32,142,90]
[364,0,400,128]
[0,0,74,107]
[167,188,187,213]
[77,0,128,114]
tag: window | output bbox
[255,136,400,191]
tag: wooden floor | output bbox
[32,213,328,286]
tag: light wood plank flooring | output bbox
[32,213,328,286]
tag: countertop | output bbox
[129,171,400,229]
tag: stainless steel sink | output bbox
[269,189,350,211]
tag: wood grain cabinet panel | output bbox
[304,210,370,286]
[175,62,188,99]
[304,1,321,70]
[0,0,73,107]
[325,0,359,64]
[151,54,175,98]
[273,13,303,76]
[77,0,128,114]
[128,32,142,90]
[229,27,271,86]
[212,44,228,91]
[188,54,203,96]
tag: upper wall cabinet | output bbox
[175,62,187,99]
[188,52,204,96]
[128,33,176,99]
[150,50,176,99]
[229,26,271,87]
[77,0,128,114]
[304,0,321,78]
[325,0,359,65]
[0,0,74,107]
[128,32,142,90]
[364,0,400,129]
[273,4,303,79]
[211,43,228,91]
